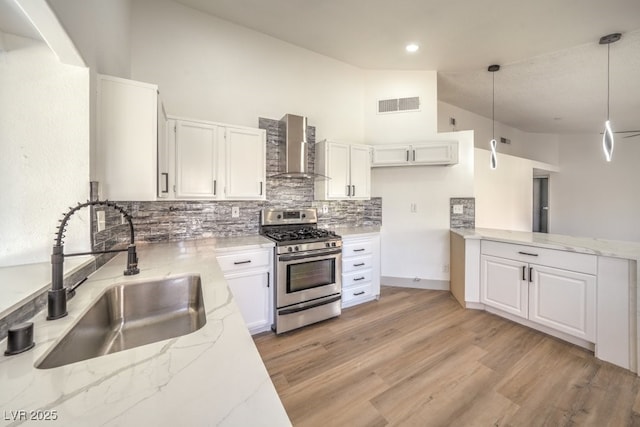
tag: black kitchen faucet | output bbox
[48,200,140,320]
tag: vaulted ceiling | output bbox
[176,0,640,134]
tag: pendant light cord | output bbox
[492,71,495,138]
[607,43,610,121]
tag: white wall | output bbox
[372,131,475,281]
[550,133,640,242]
[474,148,558,232]
[130,0,364,142]
[438,101,560,165]
[0,34,90,266]
[48,0,132,180]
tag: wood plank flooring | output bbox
[253,287,640,426]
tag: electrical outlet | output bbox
[452,204,463,214]
[443,264,450,273]
[231,206,239,218]
[449,117,456,126]
[322,205,329,214]
[410,203,417,213]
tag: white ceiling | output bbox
[176,0,640,134]
[0,0,42,41]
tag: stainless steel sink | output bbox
[36,274,206,369]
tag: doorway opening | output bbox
[533,176,549,233]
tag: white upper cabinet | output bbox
[174,120,221,199]
[97,74,162,201]
[315,140,371,200]
[371,141,458,167]
[168,117,266,200]
[225,126,266,200]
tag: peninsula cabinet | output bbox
[315,140,371,200]
[481,240,596,342]
[168,117,266,200]
[371,141,458,167]
[216,248,272,334]
[97,74,166,201]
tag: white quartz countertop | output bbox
[451,228,640,261]
[328,225,381,237]
[0,237,290,426]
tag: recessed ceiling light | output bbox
[405,44,419,53]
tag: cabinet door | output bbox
[371,145,411,166]
[97,75,158,201]
[225,127,266,200]
[481,255,528,318]
[412,142,458,165]
[349,145,371,199]
[175,121,219,198]
[225,271,270,333]
[529,265,596,341]
[326,142,351,199]
[157,100,170,198]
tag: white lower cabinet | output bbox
[216,248,272,334]
[481,241,596,342]
[341,234,380,308]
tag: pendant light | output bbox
[488,64,500,169]
[599,33,621,162]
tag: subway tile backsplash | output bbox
[94,117,382,249]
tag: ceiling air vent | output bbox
[377,96,420,114]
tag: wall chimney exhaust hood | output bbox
[271,114,327,179]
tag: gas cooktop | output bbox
[263,227,338,243]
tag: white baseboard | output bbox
[381,276,450,291]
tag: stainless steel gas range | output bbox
[260,208,342,334]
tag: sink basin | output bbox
[36,274,206,369]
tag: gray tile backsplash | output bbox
[450,197,475,229]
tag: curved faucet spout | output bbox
[48,200,139,320]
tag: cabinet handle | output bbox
[353,248,366,252]
[260,181,263,196]
[522,266,526,281]
[529,267,533,283]
[353,276,366,281]
[267,271,270,288]
[353,263,365,267]
[351,185,355,197]
[406,150,410,161]
[233,260,252,265]
[413,150,416,161]
[353,291,365,296]
[518,251,539,257]
[346,185,351,196]
[161,173,169,193]
[213,180,217,195]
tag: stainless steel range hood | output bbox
[272,114,327,179]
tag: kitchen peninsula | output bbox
[0,238,290,427]
[451,228,639,373]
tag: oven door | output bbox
[276,248,342,308]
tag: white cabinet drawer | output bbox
[342,241,373,257]
[342,282,374,303]
[481,240,596,275]
[342,255,373,273]
[216,250,271,272]
[343,269,372,288]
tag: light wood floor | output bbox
[254,286,640,427]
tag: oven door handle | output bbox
[278,249,342,262]
[279,295,342,315]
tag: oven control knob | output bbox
[277,214,282,219]
[287,247,293,252]
[331,242,336,247]
[325,242,330,248]
[294,246,299,252]
[302,213,306,218]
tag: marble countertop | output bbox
[0,237,290,426]
[451,228,640,261]
[328,225,381,237]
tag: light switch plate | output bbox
[453,204,464,214]
[322,205,329,214]
[231,206,239,218]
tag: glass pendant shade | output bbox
[490,138,498,169]
[603,120,614,162]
